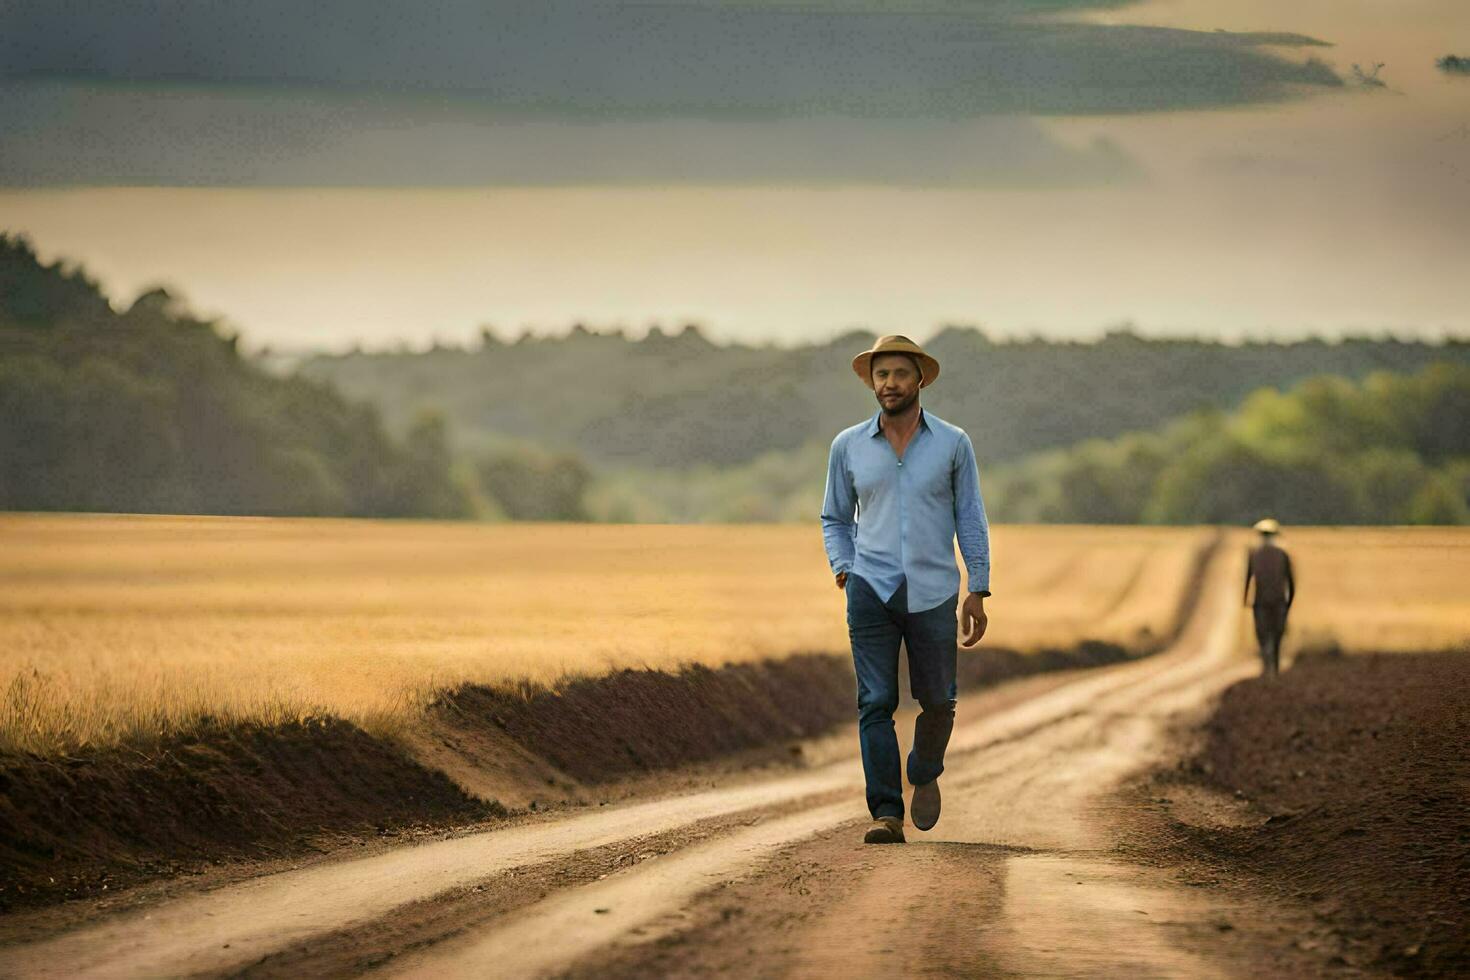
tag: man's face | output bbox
[871,353,921,416]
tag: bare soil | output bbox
[0,718,495,911]
[1130,649,1470,977]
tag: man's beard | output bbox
[878,389,919,416]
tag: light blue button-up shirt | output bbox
[821,407,991,613]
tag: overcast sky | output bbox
[1,0,1467,349]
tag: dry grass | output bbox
[977,524,1211,653]
[0,514,1212,754]
[1264,527,1470,655]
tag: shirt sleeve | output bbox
[952,431,991,596]
[820,434,857,577]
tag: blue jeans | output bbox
[845,573,959,821]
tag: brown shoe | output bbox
[911,778,941,831]
[863,816,906,844]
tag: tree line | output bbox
[986,363,1470,524]
[301,320,1470,472]
[576,363,1470,525]
[2,232,1466,524]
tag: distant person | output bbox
[1243,518,1295,677]
[820,335,991,845]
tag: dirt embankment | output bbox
[429,640,1139,787]
[0,718,496,911]
[1150,650,1469,977]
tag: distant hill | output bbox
[300,324,1470,470]
[0,234,477,518]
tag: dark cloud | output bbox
[0,0,1339,117]
[0,82,1146,186]
[0,0,1341,186]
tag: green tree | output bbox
[1144,440,1363,525]
[1407,473,1470,524]
[477,446,592,521]
[0,233,472,520]
[387,410,474,518]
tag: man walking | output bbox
[1243,517,1295,677]
[821,335,991,845]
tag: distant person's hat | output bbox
[1253,518,1281,534]
[851,335,940,389]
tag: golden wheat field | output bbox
[1267,527,1470,655]
[0,514,1218,753]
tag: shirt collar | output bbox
[866,406,930,437]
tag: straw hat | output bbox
[1252,518,1281,535]
[851,335,941,389]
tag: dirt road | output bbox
[0,542,1290,979]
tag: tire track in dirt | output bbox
[225,790,855,979]
[0,777,857,978]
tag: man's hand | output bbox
[835,571,848,589]
[961,592,987,647]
